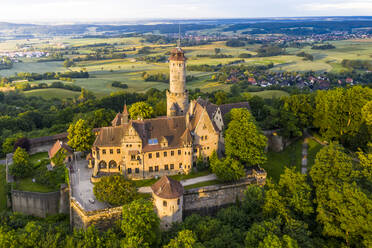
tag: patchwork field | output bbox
[24,88,80,99]
[1,37,372,99]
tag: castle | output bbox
[88,45,250,180]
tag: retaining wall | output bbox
[11,184,69,217]
[183,178,260,216]
[70,198,122,230]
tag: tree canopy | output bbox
[225,108,267,166]
[129,101,154,120]
[9,147,31,178]
[93,175,138,206]
[67,119,94,152]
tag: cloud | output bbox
[302,1,372,12]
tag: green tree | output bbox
[51,149,67,167]
[9,147,31,178]
[67,119,94,152]
[310,143,372,247]
[93,175,138,206]
[314,86,372,149]
[129,101,154,120]
[164,230,204,248]
[225,108,267,166]
[210,156,245,182]
[77,88,95,102]
[121,199,160,248]
[264,168,314,222]
[214,91,227,105]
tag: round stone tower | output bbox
[166,47,189,117]
[151,176,184,230]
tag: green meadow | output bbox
[1,37,372,99]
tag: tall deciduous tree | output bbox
[67,119,94,152]
[314,86,372,149]
[93,175,138,206]
[210,155,245,182]
[129,101,154,120]
[164,230,204,248]
[9,147,31,178]
[310,143,372,247]
[225,108,267,166]
[121,199,160,248]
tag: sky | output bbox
[1,0,372,23]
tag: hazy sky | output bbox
[1,0,372,23]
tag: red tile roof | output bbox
[48,140,73,159]
[151,176,184,199]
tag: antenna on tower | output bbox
[177,24,181,48]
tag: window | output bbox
[102,149,106,154]
[148,138,158,145]
[149,167,153,172]
[170,164,174,170]
[126,144,128,147]
[164,164,169,170]
[171,151,174,156]
[201,136,204,141]
[156,152,160,158]
[179,163,182,169]
[178,150,181,155]
[163,200,167,207]
[205,135,208,140]
[164,151,167,157]
[135,168,139,174]
[148,153,152,159]
[177,199,180,205]
[127,168,132,174]
[155,166,159,172]
[110,149,113,154]
[117,149,120,154]
[131,155,136,160]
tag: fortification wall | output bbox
[70,198,122,230]
[11,185,69,217]
[11,190,60,217]
[70,178,264,230]
[183,178,259,216]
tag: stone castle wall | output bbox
[11,185,69,218]
[70,198,122,230]
[71,178,263,230]
[183,178,259,216]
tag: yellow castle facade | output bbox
[89,46,250,180]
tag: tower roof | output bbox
[151,176,184,199]
[169,47,186,61]
[123,104,128,115]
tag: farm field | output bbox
[1,37,372,99]
[24,88,80,99]
[249,90,289,99]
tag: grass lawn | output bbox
[249,90,289,99]
[13,178,57,193]
[184,180,221,190]
[262,139,303,182]
[307,139,324,169]
[0,165,7,211]
[30,152,49,164]
[134,170,211,188]
[24,88,80,100]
